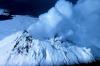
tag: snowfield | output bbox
[0,0,100,65]
[0,15,38,40]
[0,31,94,66]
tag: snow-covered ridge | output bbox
[0,31,22,65]
[0,31,94,65]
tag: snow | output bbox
[0,31,94,66]
[0,0,100,65]
[0,32,22,65]
[0,15,38,40]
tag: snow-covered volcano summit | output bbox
[0,0,100,65]
[0,30,94,66]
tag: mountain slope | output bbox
[0,0,100,65]
[0,15,38,40]
[0,30,94,65]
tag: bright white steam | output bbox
[0,0,100,65]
